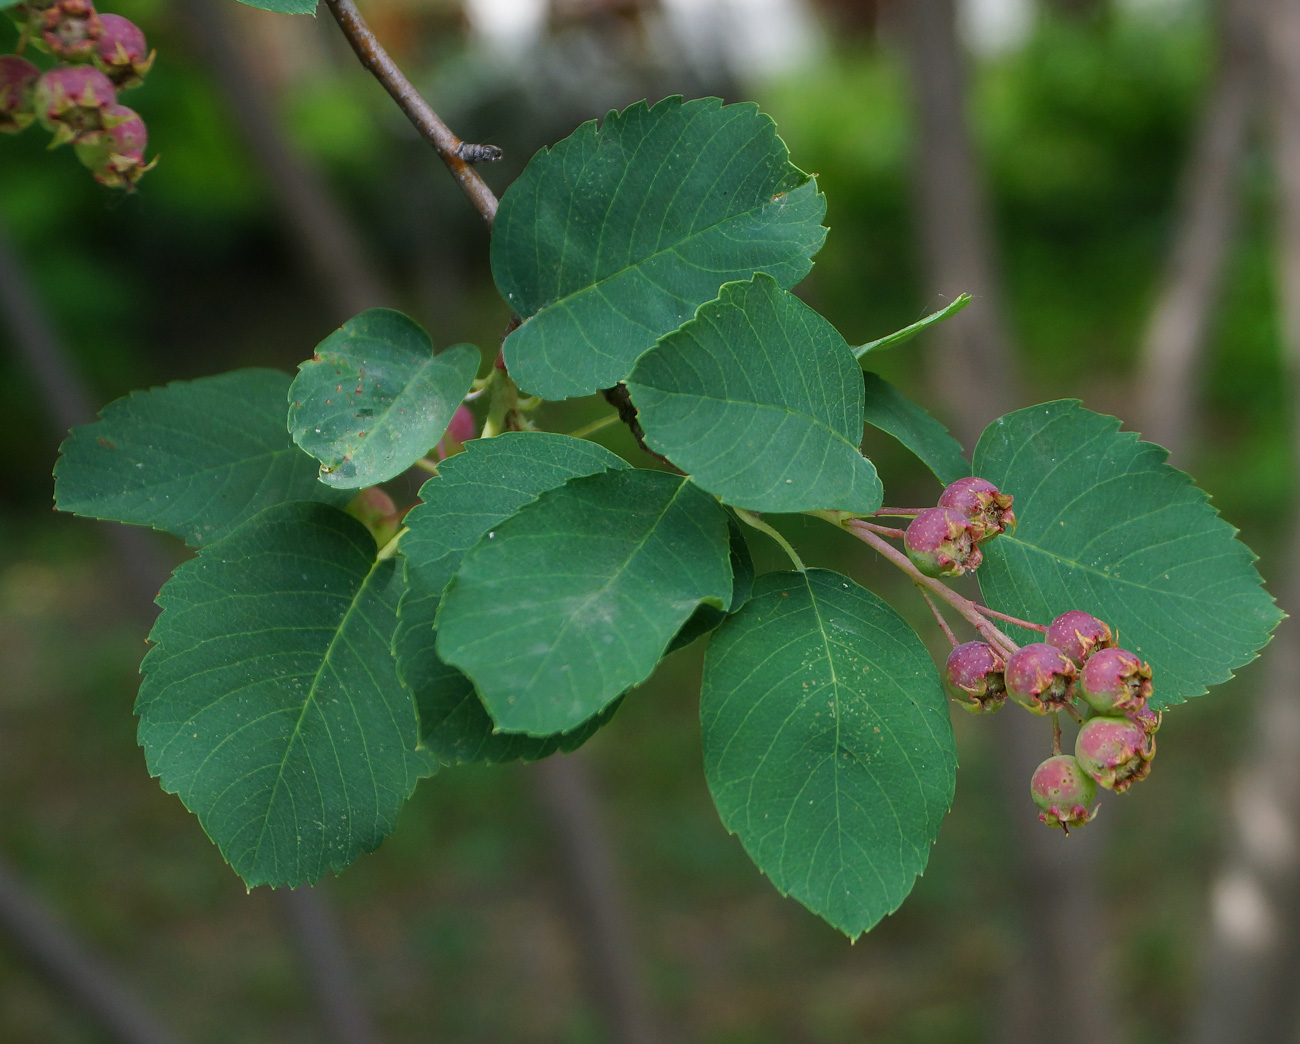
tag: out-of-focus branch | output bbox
[175,0,390,319]
[323,0,499,227]
[895,5,1115,1044]
[1136,0,1264,459]
[1187,0,1300,1040]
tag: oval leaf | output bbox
[397,432,630,764]
[138,502,430,888]
[627,275,882,514]
[493,96,828,400]
[702,569,956,939]
[236,0,317,12]
[436,469,733,735]
[54,369,350,546]
[861,371,970,486]
[974,401,1282,708]
[289,309,479,488]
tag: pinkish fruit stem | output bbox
[868,507,928,517]
[855,520,907,539]
[972,604,1049,633]
[1051,712,1063,756]
[844,520,1020,657]
[918,585,960,648]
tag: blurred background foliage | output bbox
[0,0,1289,1041]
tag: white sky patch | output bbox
[463,0,548,57]
[659,0,822,78]
[959,0,1035,56]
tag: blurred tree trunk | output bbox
[1187,0,1300,1041]
[1136,0,1264,461]
[895,5,1118,1044]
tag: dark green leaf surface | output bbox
[437,469,733,735]
[667,511,756,653]
[235,0,316,12]
[627,275,882,514]
[853,295,971,358]
[493,96,827,400]
[138,502,430,888]
[289,309,479,488]
[54,369,350,546]
[702,570,956,938]
[975,401,1282,708]
[861,372,970,486]
[396,433,629,764]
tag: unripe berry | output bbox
[0,55,40,134]
[944,641,1007,714]
[1078,647,1152,715]
[94,13,153,89]
[37,0,103,62]
[34,65,116,147]
[937,476,1016,543]
[73,103,153,189]
[904,506,982,578]
[1030,755,1097,832]
[345,487,402,548]
[434,403,479,460]
[1075,715,1154,793]
[1004,642,1076,715]
[1045,609,1115,667]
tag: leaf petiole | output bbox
[733,507,806,572]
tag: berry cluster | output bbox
[2,1,155,189]
[903,476,1016,578]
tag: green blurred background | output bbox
[0,0,1289,1041]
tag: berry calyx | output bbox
[1004,642,1077,715]
[904,506,982,578]
[73,102,153,189]
[94,13,153,89]
[937,476,1016,542]
[1075,715,1154,793]
[34,64,116,147]
[0,55,41,134]
[1078,646,1152,715]
[1045,609,1115,667]
[37,0,103,62]
[944,641,1007,714]
[1030,755,1097,832]
[1127,703,1162,739]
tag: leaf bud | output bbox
[1078,646,1152,715]
[937,476,1016,542]
[904,506,982,578]
[94,13,153,89]
[1045,609,1115,667]
[37,0,103,62]
[0,55,41,134]
[944,641,1006,714]
[1004,642,1076,715]
[73,102,154,189]
[34,64,116,147]
[1075,715,1154,793]
[1030,754,1098,832]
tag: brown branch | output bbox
[323,0,499,227]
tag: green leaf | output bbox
[395,432,630,764]
[861,372,970,486]
[627,275,882,514]
[437,469,733,735]
[493,96,827,400]
[54,369,351,547]
[137,502,430,888]
[235,0,317,12]
[288,309,479,488]
[853,295,971,358]
[974,401,1283,709]
[702,569,956,939]
[667,511,756,653]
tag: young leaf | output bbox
[852,295,971,358]
[493,96,827,400]
[702,569,956,939]
[627,275,883,515]
[288,309,479,489]
[137,502,431,888]
[974,401,1283,708]
[396,432,630,764]
[54,369,350,546]
[861,372,970,486]
[436,469,733,735]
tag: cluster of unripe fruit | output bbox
[1,0,154,189]
[903,476,1016,577]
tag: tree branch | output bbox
[323,0,499,227]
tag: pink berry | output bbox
[1075,715,1154,793]
[0,55,40,134]
[73,103,153,189]
[1045,609,1115,667]
[34,64,116,147]
[1004,642,1077,715]
[94,13,153,89]
[434,404,479,460]
[937,476,1016,543]
[38,0,103,62]
[944,641,1006,714]
[904,506,982,578]
[1030,755,1097,832]
[345,487,402,547]
[1078,647,1152,715]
